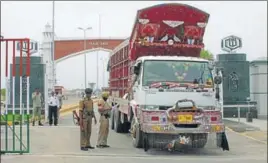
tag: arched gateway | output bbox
[54,37,126,63]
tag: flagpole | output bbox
[52,1,55,91]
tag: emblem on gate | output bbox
[228,72,239,92]
[221,35,242,53]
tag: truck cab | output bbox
[130,56,219,110]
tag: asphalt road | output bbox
[1,99,267,163]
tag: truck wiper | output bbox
[197,66,205,84]
[149,81,180,89]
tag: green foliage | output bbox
[200,49,214,60]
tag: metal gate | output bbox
[1,38,31,154]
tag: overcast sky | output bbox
[1,1,267,89]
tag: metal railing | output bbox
[223,104,257,124]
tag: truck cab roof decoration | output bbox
[139,19,150,24]
[129,3,210,60]
[162,20,184,28]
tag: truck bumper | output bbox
[145,133,209,149]
[141,123,225,134]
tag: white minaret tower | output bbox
[41,23,54,122]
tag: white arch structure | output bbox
[55,47,113,64]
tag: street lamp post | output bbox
[78,27,92,89]
[52,1,56,91]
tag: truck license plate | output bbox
[178,115,193,123]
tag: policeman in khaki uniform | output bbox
[79,88,97,151]
[96,92,112,148]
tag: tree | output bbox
[1,89,6,96]
[200,49,214,60]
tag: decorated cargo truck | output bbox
[108,3,229,151]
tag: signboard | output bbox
[221,35,242,53]
[16,40,38,55]
[88,42,108,46]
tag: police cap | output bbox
[102,92,109,98]
[85,88,93,94]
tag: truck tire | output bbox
[122,114,131,133]
[143,133,149,152]
[111,109,115,130]
[192,133,208,148]
[114,109,123,133]
[132,123,143,148]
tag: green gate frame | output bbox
[1,114,30,154]
[1,38,31,154]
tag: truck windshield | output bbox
[142,60,213,86]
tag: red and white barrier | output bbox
[1,38,31,116]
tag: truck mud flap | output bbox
[217,132,230,151]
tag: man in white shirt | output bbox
[48,91,59,126]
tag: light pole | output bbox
[52,1,56,91]
[78,27,92,89]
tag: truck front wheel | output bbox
[110,109,115,130]
[132,120,143,148]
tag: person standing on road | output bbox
[79,88,97,151]
[96,92,112,148]
[48,91,59,126]
[32,88,43,126]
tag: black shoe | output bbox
[49,124,52,126]
[96,145,103,148]
[38,121,43,126]
[81,147,88,151]
[102,145,110,148]
[85,146,95,149]
[54,124,58,126]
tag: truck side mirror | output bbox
[215,87,220,100]
[133,62,141,75]
[214,76,222,85]
[134,66,140,75]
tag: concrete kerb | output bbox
[59,105,79,114]
[226,126,267,145]
[58,99,99,115]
